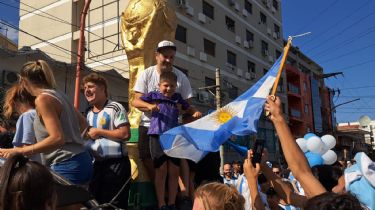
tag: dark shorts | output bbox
[149,135,180,168]
[187,159,197,173]
[89,156,131,209]
[138,126,151,160]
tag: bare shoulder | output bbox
[35,94,61,107]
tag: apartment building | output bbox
[285,45,333,138]
[18,0,284,160]
[0,33,17,51]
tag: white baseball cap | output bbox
[156,40,176,52]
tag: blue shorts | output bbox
[51,151,93,185]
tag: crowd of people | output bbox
[0,40,373,210]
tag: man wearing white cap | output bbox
[133,40,200,210]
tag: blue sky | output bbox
[282,0,375,123]
[1,0,374,123]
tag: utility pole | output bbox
[215,68,224,174]
[198,68,223,173]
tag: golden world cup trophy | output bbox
[121,0,177,129]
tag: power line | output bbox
[340,85,375,90]
[298,0,372,48]
[312,24,375,58]
[330,58,375,72]
[319,42,375,64]
[0,20,128,75]
[304,8,375,53]
[339,95,375,98]
[293,0,340,34]
[0,0,128,66]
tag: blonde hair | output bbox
[194,182,245,210]
[3,84,35,119]
[20,60,56,89]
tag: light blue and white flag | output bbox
[159,54,284,163]
[345,152,375,210]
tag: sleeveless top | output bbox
[33,89,85,166]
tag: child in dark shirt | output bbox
[133,71,200,210]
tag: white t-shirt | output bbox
[133,65,193,127]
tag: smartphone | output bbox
[251,139,264,166]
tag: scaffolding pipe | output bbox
[74,0,92,109]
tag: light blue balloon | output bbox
[304,133,317,140]
[305,152,324,167]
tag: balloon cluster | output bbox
[296,133,337,167]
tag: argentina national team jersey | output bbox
[85,100,129,159]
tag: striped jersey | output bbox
[86,100,129,159]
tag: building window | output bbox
[175,25,187,43]
[227,50,237,66]
[273,0,279,10]
[204,38,216,56]
[225,16,235,32]
[205,77,215,86]
[263,68,268,75]
[260,12,267,24]
[275,50,281,59]
[228,85,238,99]
[246,30,254,42]
[244,0,252,14]
[274,24,280,38]
[203,1,214,19]
[305,104,309,114]
[304,82,307,92]
[281,102,286,113]
[247,61,255,73]
[261,40,268,56]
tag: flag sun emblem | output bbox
[211,106,237,125]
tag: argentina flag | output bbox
[159,53,285,162]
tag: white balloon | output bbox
[318,144,329,155]
[321,135,336,149]
[296,138,308,152]
[322,150,337,165]
[306,136,324,153]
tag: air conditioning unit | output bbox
[271,7,276,13]
[198,91,210,103]
[250,72,256,79]
[192,89,198,98]
[262,49,269,56]
[266,0,272,8]
[176,0,188,8]
[186,5,194,16]
[267,28,272,35]
[235,35,241,44]
[234,2,240,11]
[225,63,235,71]
[242,9,248,17]
[199,52,207,62]
[237,68,243,76]
[198,13,206,23]
[2,70,18,86]
[248,40,254,48]
[187,46,195,56]
[268,55,274,63]
[273,32,278,39]
[243,40,249,48]
[245,72,251,80]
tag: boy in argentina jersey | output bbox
[83,73,131,209]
